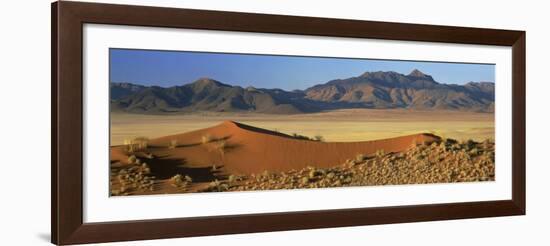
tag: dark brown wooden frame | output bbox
[52,1,525,245]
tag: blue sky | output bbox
[110,49,495,91]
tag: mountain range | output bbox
[110,69,494,114]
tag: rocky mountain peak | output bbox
[407,69,433,80]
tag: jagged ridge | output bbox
[111,69,494,114]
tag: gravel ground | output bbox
[201,138,495,192]
[111,138,495,195]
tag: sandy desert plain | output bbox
[109,109,495,196]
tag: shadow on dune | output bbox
[211,135,232,142]
[231,121,326,141]
[421,133,442,141]
[231,121,296,139]
[146,155,221,182]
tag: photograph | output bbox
[109,49,496,196]
[40,1,533,244]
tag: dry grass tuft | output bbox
[215,140,227,157]
[110,162,155,195]
[201,134,213,144]
[375,149,385,158]
[168,139,178,149]
[124,137,149,153]
[170,174,193,189]
[127,155,137,164]
[355,153,365,163]
[314,135,325,142]
[206,179,229,192]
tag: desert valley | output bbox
[109,69,495,196]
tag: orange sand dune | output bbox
[112,121,440,174]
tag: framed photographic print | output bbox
[52,1,525,245]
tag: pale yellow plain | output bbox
[110,109,494,146]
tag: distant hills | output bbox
[110,69,494,114]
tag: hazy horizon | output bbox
[110,48,495,91]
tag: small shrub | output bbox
[313,135,325,142]
[209,179,221,188]
[308,169,317,178]
[184,175,193,183]
[216,140,227,157]
[355,153,365,163]
[466,139,477,150]
[127,155,137,164]
[133,137,148,148]
[227,174,236,183]
[124,137,149,153]
[439,141,448,150]
[169,139,178,149]
[375,149,385,158]
[170,174,191,188]
[201,134,213,144]
[170,174,183,187]
[141,163,150,172]
[445,138,458,145]
[292,133,312,141]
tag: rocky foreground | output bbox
[202,138,495,192]
[111,138,495,196]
